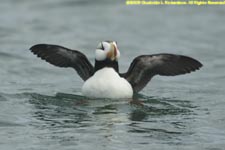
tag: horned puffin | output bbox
[29,41,202,99]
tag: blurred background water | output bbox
[0,0,225,150]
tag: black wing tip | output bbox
[29,44,48,51]
[191,58,203,71]
[181,55,203,68]
[186,59,203,74]
[183,60,203,76]
[160,55,203,76]
[198,61,203,68]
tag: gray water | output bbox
[0,0,225,150]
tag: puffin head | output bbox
[95,41,120,61]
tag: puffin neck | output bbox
[94,59,119,73]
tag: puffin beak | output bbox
[107,43,118,61]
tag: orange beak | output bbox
[107,43,117,61]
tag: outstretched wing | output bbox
[120,53,203,92]
[30,44,94,81]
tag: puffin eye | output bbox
[97,42,104,50]
[101,43,104,50]
[101,42,110,51]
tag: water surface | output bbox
[0,1,225,150]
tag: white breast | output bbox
[82,68,133,99]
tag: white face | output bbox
[95,41,120,61]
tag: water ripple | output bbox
[0,94,8,101]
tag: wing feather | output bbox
[120,53,203,92]
[30,44,94,81]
